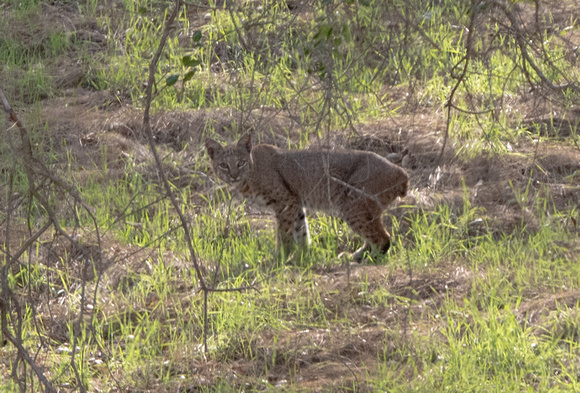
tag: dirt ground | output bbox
[2,1,580,391]
[11,86,576,390]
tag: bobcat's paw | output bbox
[338,248,368,263]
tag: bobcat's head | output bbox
[205,134,253,185]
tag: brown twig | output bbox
[438,0,478,166]
[1,87,59,393]
[1,328,57,393]
[492,0,580,94]
[142,0,207,289]
[141,0,259,353]
[1,81,105,391]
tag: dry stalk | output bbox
[1,81,103,392]
[140,0,258,354]
[1,88,59,393]
[438,0,479,166]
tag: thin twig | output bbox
[141,0,207,290]
[1,328,57,393]
[492,0,580,94]
[1,85,103,392]
[438,0,478,165]
[141,0,261,353]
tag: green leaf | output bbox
[342,26,351,43]
[326,26,333,40]
[182,56,201,68]
[183,70,196,83]
[166,74,179,86]
[192,30,202,42]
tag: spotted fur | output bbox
[206,134,409,260]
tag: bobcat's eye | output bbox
[237,161,247,168]
[219,163,229,169]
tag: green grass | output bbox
[6,165,575,391]
[2,187,579,390]
[1,0,580,391]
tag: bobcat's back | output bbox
[206,134,408,258]
[249,146,408,212]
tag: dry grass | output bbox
[2,0,580,391]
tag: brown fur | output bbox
[206,134,409,260]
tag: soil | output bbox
[1,1,580,391]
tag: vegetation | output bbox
[0,0,579,391]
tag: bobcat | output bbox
[205,134,409,260]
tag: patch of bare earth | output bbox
[2,0,580,391]
[5,79,578,391]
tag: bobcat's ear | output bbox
[205,138,222,159]
[237,133,252,154]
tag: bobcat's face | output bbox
[213,153,250,184]
[205,134,253,185]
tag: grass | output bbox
[7,173,575,391]
[1,0,580,391]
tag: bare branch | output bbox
[1,328,57,393]
[493,0,580,94]
[439,0,479,165]
[142,0,208,291]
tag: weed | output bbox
[2,0,580,391]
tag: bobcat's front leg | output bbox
[342,202,391,262]
[275,204,309,256]
[292,207,311,248]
